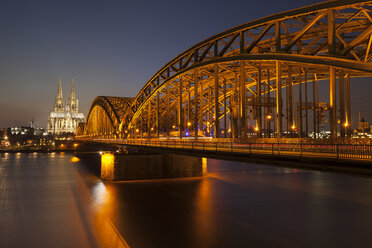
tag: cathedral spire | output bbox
[57,77,63,99]
[68,78,78,113]
[70,78,76,99]
[54,78,65,112]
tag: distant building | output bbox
[47,79,85,135]
[358,115,369,132]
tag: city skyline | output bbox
[1,0,372,129]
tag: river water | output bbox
[2,152,372,248]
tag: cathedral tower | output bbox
[54,78,65,112]
[68,79,79,113]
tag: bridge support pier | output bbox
[101,153,207,181]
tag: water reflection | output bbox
[0,152,9,160]
[70,156,80,163]
[92,181,108,206]
[193,178,214,247]
[4,153,372,247]
[90,181,129,248]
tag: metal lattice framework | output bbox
[82,96,133,137]
[81,0,372,140]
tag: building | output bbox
[47,79,85,135]
[358,113,369,132]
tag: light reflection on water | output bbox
[193,178,214,247]
[70,156,80,163]
[3,153,372,248]
[1,153,129,248]
[92,181,108,206]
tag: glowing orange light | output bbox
[135,129,139,133]
[60,144,64,148]
[187,122,191,126]
[291,125,296,130]
[151,127,154,131]
[266,115,272,120]
[254,127,259,131]
[344,122,349,127]
[70,156,80,162]
[172,125,176,129]
[73,143,79,147]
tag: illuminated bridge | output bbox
[76,0,372,162]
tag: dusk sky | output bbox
[1,0,371,128]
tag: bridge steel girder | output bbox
[123,52,372,138]
[84,96,133,138]
[128,0,372,118]
[82,0,372,140]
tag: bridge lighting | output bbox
[151,127,154,131]
[187,122,191,127]
[206,121,210,126]
[135,129,139,133]
[125,130,128,133]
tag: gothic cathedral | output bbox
[47,79,85,134]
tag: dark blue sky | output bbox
[1,0,370,128]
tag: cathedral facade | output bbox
[47,79,85,135]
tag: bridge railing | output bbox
[121,139,372,161]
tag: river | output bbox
[2,152,372,247]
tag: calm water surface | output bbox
[2,152,372,248]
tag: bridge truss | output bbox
[79,0,372,140]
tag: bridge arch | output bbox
[84,96,133,138]
[83,0,372,140]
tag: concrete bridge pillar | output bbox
[101,153,207,181]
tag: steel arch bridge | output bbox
[78,0,372,141]
[80,96,133,138]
